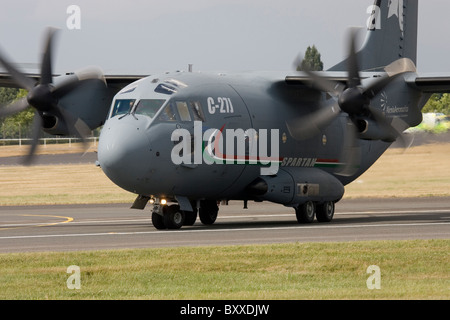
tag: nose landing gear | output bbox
[151,199,220,230]
[152,204,185,230]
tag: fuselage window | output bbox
[111,99,135,118]
[190,101,205,121]
[134,99,166,118]
[175,101,192,122]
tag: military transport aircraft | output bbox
[0,0,449,229]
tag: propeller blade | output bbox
[292,53,303,71]
[23,112,43,166]
[390,117,414,149]
[40,28,58,86]
[0,50,36,91]
[336,118,361,177]
[367,106,401,142]
[362,75,399,100]
[53,66,105,98]
[286,100,341,140]
[302,70,345,98]
[384,58,417,77]
[0,97,29,118]
[346,29,361,88]
[363,58,417,100]
[368,105,412,148]
[72,66,106,82]
[54,106,92,151]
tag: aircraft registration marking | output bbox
[207,97,234,114]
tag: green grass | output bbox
[0,240,448,300]
[411,121,450,134]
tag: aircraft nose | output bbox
[97,121,151,193]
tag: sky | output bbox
[0,0,449,75]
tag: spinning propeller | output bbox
[0,28,103,164]
[288,31,416,175]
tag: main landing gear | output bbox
[151,199,335,230]
[151,200,219,230]
[295,201,335,224]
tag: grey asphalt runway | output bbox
[0,197,448,253]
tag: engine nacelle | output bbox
[42,69,116,136]
[42,112,68,135]
[246,167,345,206]
[356,118,396,142]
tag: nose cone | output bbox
[98,120,152,193]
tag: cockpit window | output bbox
[158,103,177,121]
[175,101,192,122]
[134,99,166,118]
[155,100,206,122]
[111,99,135,118]
[190,101,205,121]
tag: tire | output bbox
[163,205,185,229]
[316,201,335,223]
[183,210,197,226]
[152,212,166,230]
[199,200,219,225]
[296,201,316,224]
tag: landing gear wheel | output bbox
[199,200,219,225]
[152,212,166,230]
[163,205,185,229]
[183,209,198,226]
[316,201,335,222]
[296,201,316,224]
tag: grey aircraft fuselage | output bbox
[97,70,425,208]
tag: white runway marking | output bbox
[0,221,448,241]
[2,209,447,228]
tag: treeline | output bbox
[422,93,450,115]
[0,88,34,139]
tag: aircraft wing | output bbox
[286,71,450,94]
[0,72,40,88]
[285,71,349,86]
[405,73,450,93]
[103,74,146,89]
[0,72,145,90]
